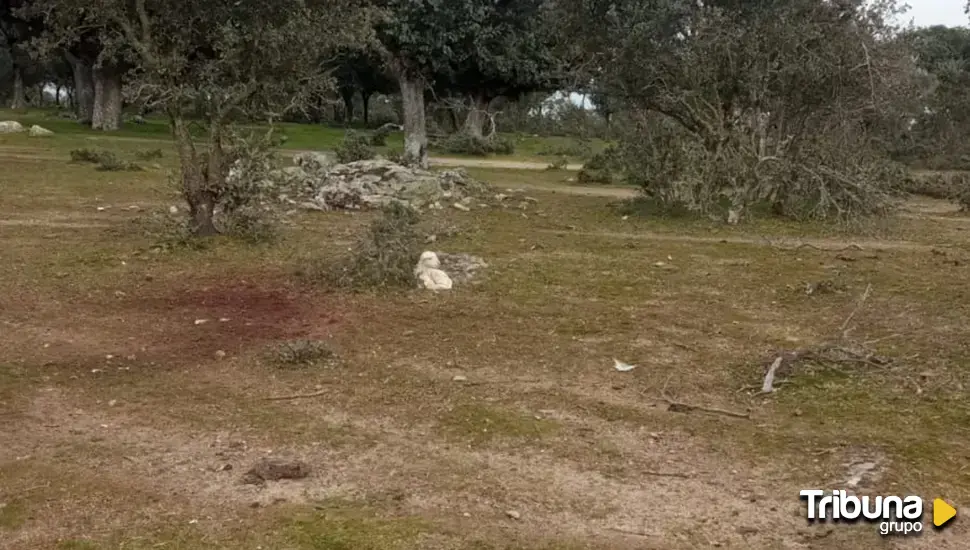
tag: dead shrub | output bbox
[268,339,337,368]
[309,203,423,290]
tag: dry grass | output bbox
[1,134,969,549]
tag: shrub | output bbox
[70,148,106,163]
[134,148,164,161]
[268,339,337,368]
[537,141,592,158]
[335,131,376,163]
[435,133,515,156]
[221,205,279,244]
[314,202,423,290]
[368,123,399,146]
[96,153,143,172]
[545,156,569,171]
[384,148,406,165]
[70,148,143,171]
[577,145,622,184]
[901,171,970,203]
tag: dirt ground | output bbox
[1,138,969,549]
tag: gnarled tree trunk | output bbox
[67,54,95,124]
[398,71,428,168]
[340,88,355,125]
[462,92,490,139]
[91,65,123,131]
[170,113,219,236]
[10,66,27,109]
[362,91,372,126]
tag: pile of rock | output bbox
[277,155,490,212]
[0,120,55,136]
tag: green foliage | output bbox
[221,205,279,244]
[133,148,163,161]
[435,133,515,156]
[384,148,406,164]
[335,131,377,163]
[116,209,204,252]
[577,145,621,184]
[898,26,970,169]
[379,0,559,100]
[560,0,920,224]
[70,148,143,171]
[217,130,287,242]
[545,156,569,171]
[903,172,970,207]
[537,141,592,158]
[312,203,423,290]
[368,124,395,146]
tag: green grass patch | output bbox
[438,403,560,446]
[283,502,430,550]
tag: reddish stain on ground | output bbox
[118,277,343,363]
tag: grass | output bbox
[1,133,969,548]
[0,107,603,163]
[438,403,560,446]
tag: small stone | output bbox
[169,205,179,214]
[194,319,209,325]
[506,510,521,520]
[452,375,468,382]
[215,350,227,359]
[453,202,471,212]
[108,400,118,407]
[97,206,106,212]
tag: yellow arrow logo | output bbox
[933,498,956,527]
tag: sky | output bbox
[901,0,967,28]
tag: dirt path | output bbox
[540,229,951,252]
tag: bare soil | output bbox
[0,138,968,550]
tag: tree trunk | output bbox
[462,92,489,139]
[340,89,355,126]
[170,114,219,236]
[67,55,95,124]
[10,67,26,109]
[91,66,123,131]
[398,71,428,168]
[55,85,62,106]
[448,107,461,132]
[362,91,372,126]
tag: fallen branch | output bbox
[643,470,693,479]
[665,400,751,419]
[839,283,873,334]
[607,527,653,538]
[759,235,865,252]
[660,379,751,419]
[758,283,889,394]
[761,356,784,393]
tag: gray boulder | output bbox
[0,121,24,134]
[28,125,54,137]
